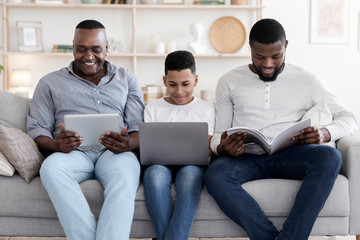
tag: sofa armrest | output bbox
[336,133,360,235]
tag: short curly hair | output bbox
[164,50,196,76]
[76,20,105,30]
[249,18,286,45]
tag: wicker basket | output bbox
[209,16,246,54]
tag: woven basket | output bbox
[209,16,246,54]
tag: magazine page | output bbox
[227,126,271,154]
[227,127,269,144]
[270,118,311,155]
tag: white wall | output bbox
[261,0,360,125]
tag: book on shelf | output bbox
[193,0,224,5]
[52,44,73,53]
[227,118,311,155]
[101,0,126,4]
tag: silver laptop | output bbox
[64,113,120,147]
[139,122,210,165]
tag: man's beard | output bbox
[253,61,285,82]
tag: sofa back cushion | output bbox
[0,90,30,132]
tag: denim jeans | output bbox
[205,144,341,240]
[39,149,140,240]
[143,165,205,240]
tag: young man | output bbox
[27,20,144,240]
[143,50,215,240]
[204,19,358,240]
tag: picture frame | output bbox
[310,0,349,43]
[161,0,184,5]
[358,12,360,51]
[17,21,43,52]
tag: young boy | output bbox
[143,50,215,240]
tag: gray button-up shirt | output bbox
[27,61,144,141]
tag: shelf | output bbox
[3,2,133,8]
[4,52,250,58]
[1,0,263,90]
[5,51,135,57]
[3,2,264,9]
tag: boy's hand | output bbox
[217,131,247,157]
[100,127,139,153]
[292,127,330,145]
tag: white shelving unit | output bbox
[0,0,263,95]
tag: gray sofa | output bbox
[0,89,360,239]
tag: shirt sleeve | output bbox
[27,78,56,140]
[207,103,216,136]
[311,75,358,141]
[123,69,145,133]
[210,76,234,155]
[143,104,154,123]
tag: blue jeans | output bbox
[204,144,341,240]
[40,150,140,240]
[143,165,205,240]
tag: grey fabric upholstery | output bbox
[0,89,359,238]
[0,90,30,132]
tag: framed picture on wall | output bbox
[310,0,349,43]
[358,12,360,51]
[17,21,43,52]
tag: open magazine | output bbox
[227,118,311,155]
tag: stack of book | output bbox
[141,85,164,102]
[101,0,126,4]
[52,45,73,53]
[193,0,224,5]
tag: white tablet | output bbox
[64,113,120,147]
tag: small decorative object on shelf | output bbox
[17,21,43,52]
[209,16,246,54]
[154,42,165,54]
[166,40,176,54]
[108,38,125,54]
[140,0,158,4]
[230,0,247,4]
[32,0,66,4]
[200,89,214,102]
[101,0,126,4]
[8,0,23,3]
[188,22,206,54]
[52,44,73,53]
[161,0,184,5]
[142,85,164,102]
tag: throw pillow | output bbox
[0,124,44,182]
[0,151,15,176]
[302,101,332,128]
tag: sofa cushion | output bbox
[0,174,349,221]
[196,175,349,220]
[0,125,44,182]
[0,90,30,132]
[0,151,15,176]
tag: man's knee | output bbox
[312,145,342,176]
[321,146,342,173]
